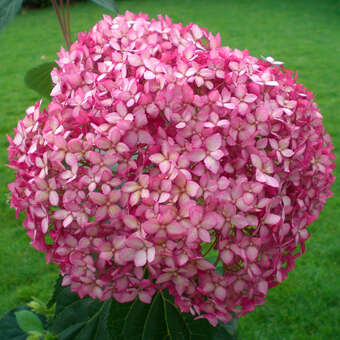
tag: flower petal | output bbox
[142,219,160,234]
[231,214,248,229]
[246,246,258,262]
[49,190,59,206]
[204,156,219,174]
[189,149,206,162]
[205,133,222,152]
[135,249,147,267]
[264,214,281,225]
[89,192,107,205]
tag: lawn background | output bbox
[0,0,339,339]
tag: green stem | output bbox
[202,239,216,257]
[213,253,221,266]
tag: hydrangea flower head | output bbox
[8,11,335,325]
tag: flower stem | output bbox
[213,253,221,266]
[65,0,71,46]
[202,239,216,257]
[50,0,72,49]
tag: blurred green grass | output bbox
[0,0,339,339]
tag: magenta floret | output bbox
[8,11,335,325]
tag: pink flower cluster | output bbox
[8,12,335,325]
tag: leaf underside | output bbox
[24,62,55,99]
[0,0,23,33]
[90,0,118,13]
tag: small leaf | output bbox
[27,297,55,322]
[44,332,58,340]
[90,0,118,13]
[0,306,28,340]
[15,310,44,334]
[26,330,44,340]
[206,251,223,275]
[24,62,56,98]
[0,0,23,33]
[47,275,63,308]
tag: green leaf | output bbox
[206,251,223,275]
[182,311,236,340]
[0,0,23,33]
[90,0,118,13]
[15,310,44,334]
[48,282,111,340]
[24,62,56,98]
[44,332,58,340]
[0,306,28,340]
[219,315,238,336]
[26,330,44,340]
[47,275,63,308]
[47,279,236,340]
[107,290,236,340]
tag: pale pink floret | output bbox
[8,11,335,326]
